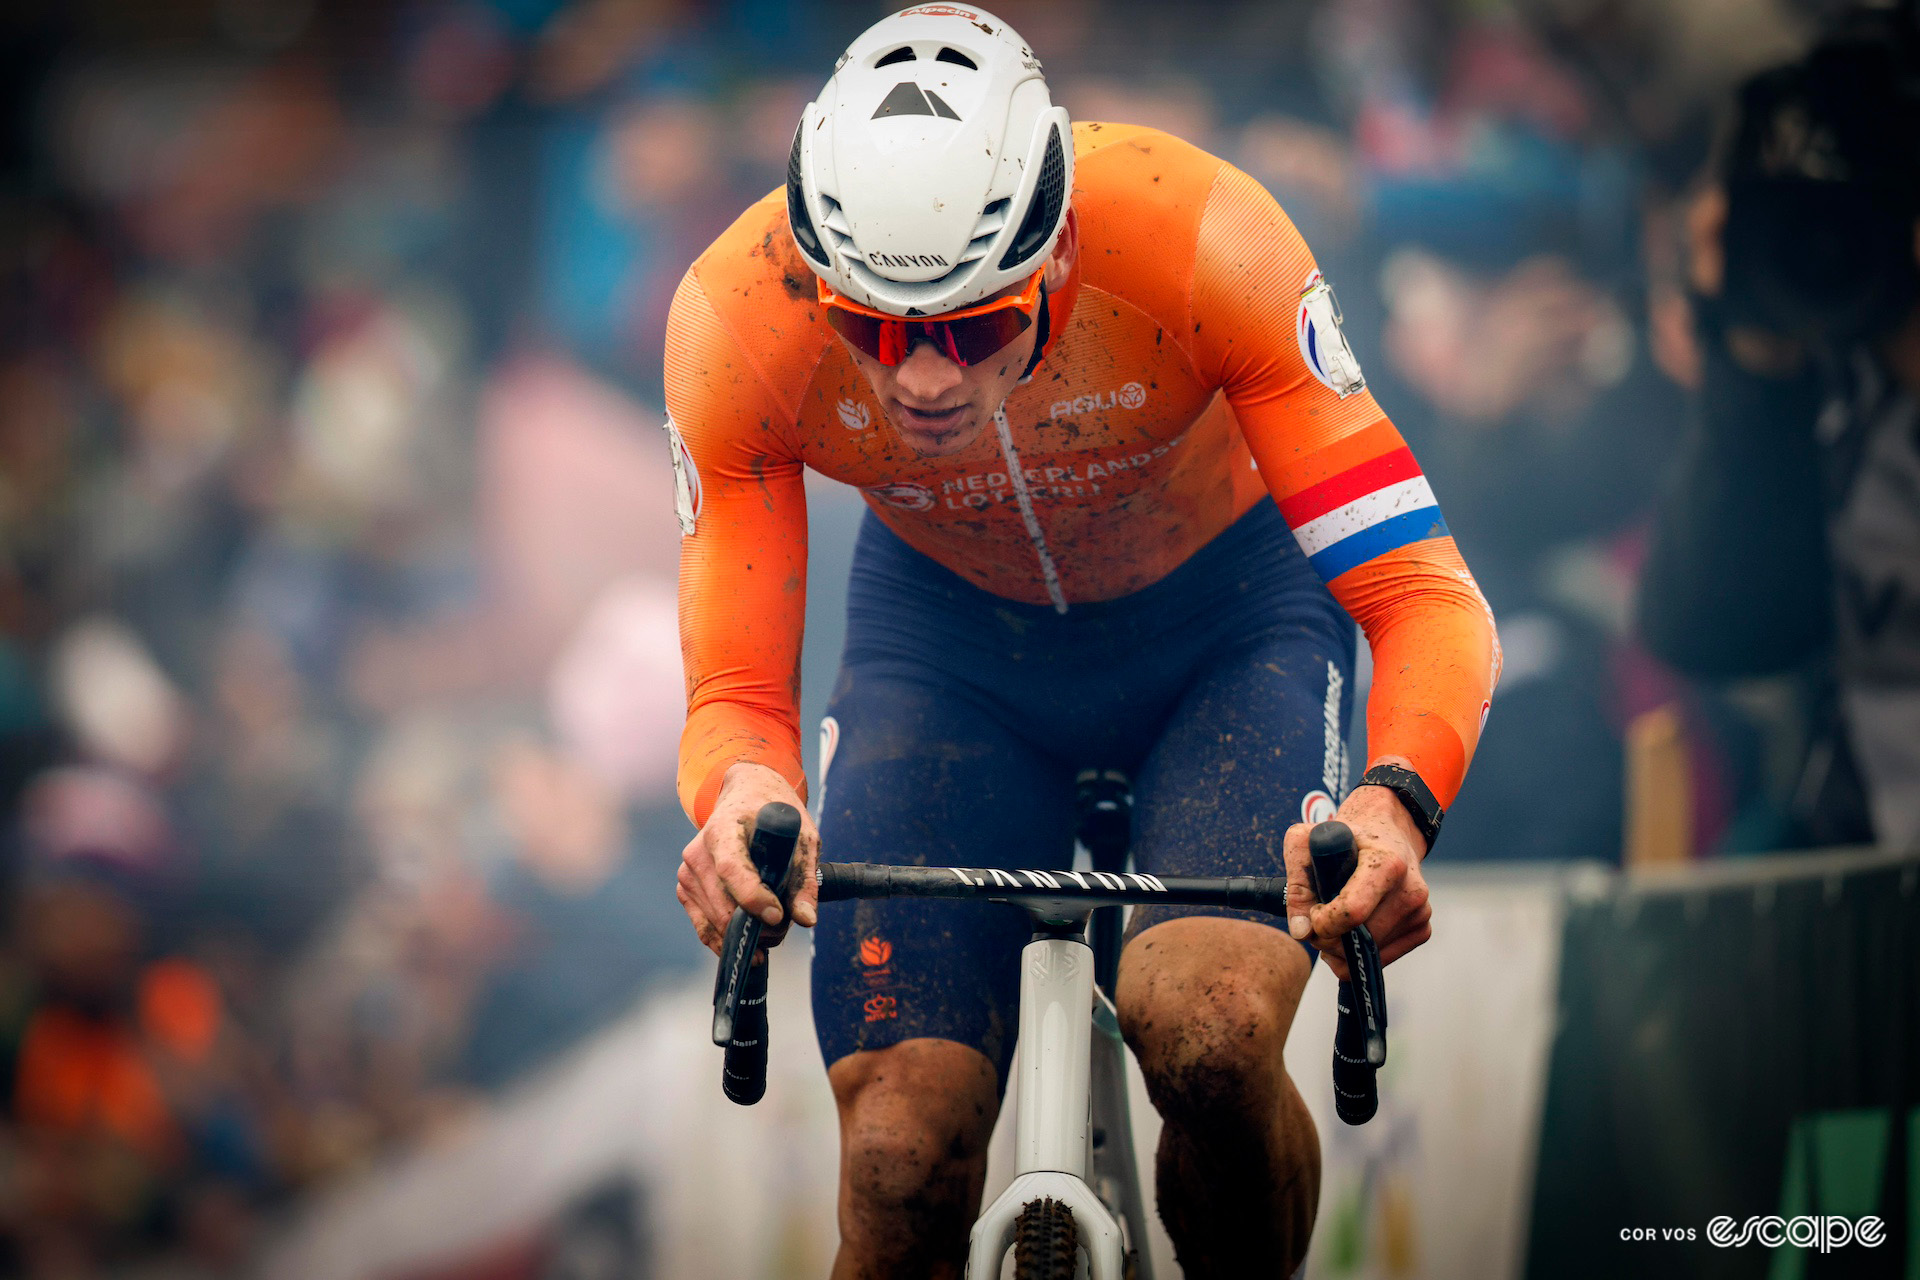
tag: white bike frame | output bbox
[966,929,1154,1279]
[778,846,1327,1278]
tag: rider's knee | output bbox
[830,1039,999,1212]
[1116,923,1300,1124]
[1125,978,1286,1121]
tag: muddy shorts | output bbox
[811,498,1354,1085]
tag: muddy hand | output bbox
[1282,778,1431,981]
[677,762,820,956]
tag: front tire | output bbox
[1013,1197,1080,1280]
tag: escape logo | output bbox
[1706,1216,1884,1250]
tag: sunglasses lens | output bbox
[942,308,1033,365]
[825,296,1035,367]
[825,307,884,360]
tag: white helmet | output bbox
[787,6,1073,317]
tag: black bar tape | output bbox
[713,802,803,1107]
[1306,820,1387,1126]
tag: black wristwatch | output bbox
[1358,764,1444,854]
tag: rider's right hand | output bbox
[676,762,820,956]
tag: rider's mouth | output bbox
[895,402,971,444]
[897,402,966,429]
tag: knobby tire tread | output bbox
[1014,1197,1079,1280]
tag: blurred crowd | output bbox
[0,0,1856,1272]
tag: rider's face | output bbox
[841,212,1077,458]
[842,288,1041,458]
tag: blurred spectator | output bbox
[1369,239,1707,861]
[1,770,271,1277]
[1638,10,1920,850]
[459,729,702,1087]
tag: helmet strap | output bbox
[1017,284,1051,384]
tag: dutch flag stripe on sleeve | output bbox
[1278,445,1451,581]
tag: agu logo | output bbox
[859,936,893,967]
[1301,789,1336,824]
[864,481,935,511]
[1049,382,1147,418]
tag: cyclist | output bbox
[670,8,1500,1276]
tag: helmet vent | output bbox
[935,47,977,69]
[958,198,1011,264]
[876,46,915,67]
[817,195,860,263]
[998,125,1066,270]
[786,125,830,268]
[873,80,961,120]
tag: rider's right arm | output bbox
[665,267,811,827]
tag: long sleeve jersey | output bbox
[666,122,1501,826]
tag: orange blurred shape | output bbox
[859,936,892,967]
[139,958,224,1063]
[14,1007,178,1162]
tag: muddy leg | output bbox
[828,1038,1000,1280]
[1117,916,1319,1278]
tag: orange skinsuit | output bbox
[667,122,1501,827]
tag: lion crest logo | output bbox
[837,398,871,432]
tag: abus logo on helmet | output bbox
[867,251,950,269]
[1707,1215,1885,1251]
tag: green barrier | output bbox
[1526,848,1919,1280]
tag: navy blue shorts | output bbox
[811,499,1355,1083]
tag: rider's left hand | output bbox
[1281,766,1433,982]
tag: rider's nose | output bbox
[893,341,964,404]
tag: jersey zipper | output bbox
[992,406,1068,613]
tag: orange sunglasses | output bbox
[818,269,1044,367]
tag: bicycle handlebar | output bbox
[818,861,1289,916]
[1307,821,1387,1125]
[710,801,803,1106]
[710,804,1388,1125]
